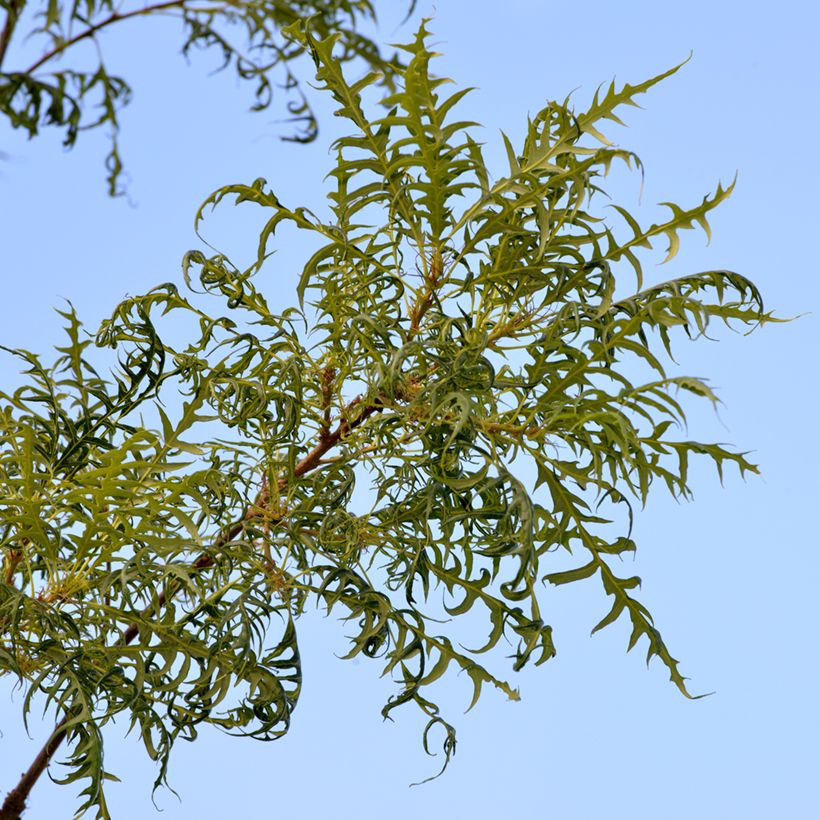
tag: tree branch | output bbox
[24,1,186,75]
[0,395,383,819]
[0,715,69,820]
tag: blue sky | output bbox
[1,1,818,817]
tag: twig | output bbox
[25,1,186,75]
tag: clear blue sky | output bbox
[1,1,818,817]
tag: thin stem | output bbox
[0,395,383,818]
[0,0,25,70]
[24,1,186,75]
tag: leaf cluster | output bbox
[0,21,775,816]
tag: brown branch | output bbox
[0,713,70,820]
[24,1,186,75]
[0,396,383,819]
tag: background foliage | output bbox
[0,0,411,194]
[0,17,783,817]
